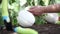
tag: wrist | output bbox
[43,4,60,13]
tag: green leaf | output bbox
[56,21,60,24]
[35,14,46,25]
[55,0,60,3]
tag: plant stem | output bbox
[2,0,9,16]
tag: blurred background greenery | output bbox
[0,0,60,27]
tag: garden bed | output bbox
[1,23,60,34]
[31,23,60,34]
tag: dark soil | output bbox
[0,30,15,34]
[0,23,60,34]
[31,24,60,34]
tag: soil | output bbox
[0,23,60,34]
[31,24,60,34]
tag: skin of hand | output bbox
[28,6,45,16]
[29,4,60,16]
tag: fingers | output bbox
[28,8,35,13]
[28,6,43,16]
[29,6,41,11]
[28,7,38,15]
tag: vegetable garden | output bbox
[0,0,60,34]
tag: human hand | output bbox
[28,6,45,16]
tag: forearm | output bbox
[44,4,60,13]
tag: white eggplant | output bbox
[17,9,35,27]
[44,13,59,23]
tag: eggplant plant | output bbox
[0,0,60,29]
[8,0,20,26]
